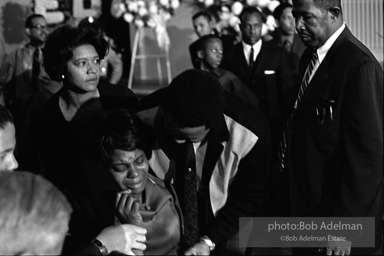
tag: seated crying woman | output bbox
[99,109,182,255]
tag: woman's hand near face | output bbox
[116,190,143,226]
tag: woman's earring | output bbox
[61,75,65,80]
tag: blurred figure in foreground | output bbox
[0,105,18,172]
[0,171,72,255]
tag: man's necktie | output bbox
[175,141,199,248]
[31,47,41,90]
[283,40,292,52]
[278,50,318,172]
[249,47,254,68]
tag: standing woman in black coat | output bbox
[39,24,144,254]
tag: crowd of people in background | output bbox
[0,0,382,255]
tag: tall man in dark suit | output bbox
[223,7,293,139]
[283,0,383,255]
[223,7,294,217]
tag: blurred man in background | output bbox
[0,14,62,173]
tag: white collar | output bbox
[242,40,262,53]
[316,23,345,64]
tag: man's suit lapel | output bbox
[296,27,351,110]
[254,42,268,76]
[234,43,252,75]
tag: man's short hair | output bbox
[162,69,225,129]
[0,171,72,255]
[25,13,45,29]
[273,3,293,20]
[198,34,222,51]
[239,6,264,23]
[0,105,13,129]
[313,0,341,11]
[192,11,213,22]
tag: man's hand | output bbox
[324,235,352,255]
[96,224,147,255]
[116,190,143,225]
[184,240,211,256]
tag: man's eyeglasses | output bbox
[31,24,48,30]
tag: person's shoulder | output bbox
[223,91,269,135]
[98,84,139,110]
[220,34,237,45]
[189,39,200,51]
[2,45,26,63]
[343,32,381,67]
[42,90,60,112]
[216,68,237,81]
[323,27,381,72]
[147,173,167,188]
[136,87,167,112]
[262,40,283,52]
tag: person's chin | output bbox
[299,35,316,46]
[128,180,145,193]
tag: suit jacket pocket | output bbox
[315,97,335,126]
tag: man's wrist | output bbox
[200,235,215,251]
[91,239,109,255]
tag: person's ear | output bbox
[329,7,341,20]
[209,20,215,30]
[197,50,204,59]
[274,18,281,28]
[25,28,32,37]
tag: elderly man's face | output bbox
[0,122,18,172]
[292,0,334,48]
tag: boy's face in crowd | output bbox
[0,122,18,172]
[193,16,213,38]
[279,7,296,35]
[201,38,223,70]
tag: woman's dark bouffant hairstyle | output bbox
[43,24,109,82]
[162,69,225,129]
[99,109,155,162]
